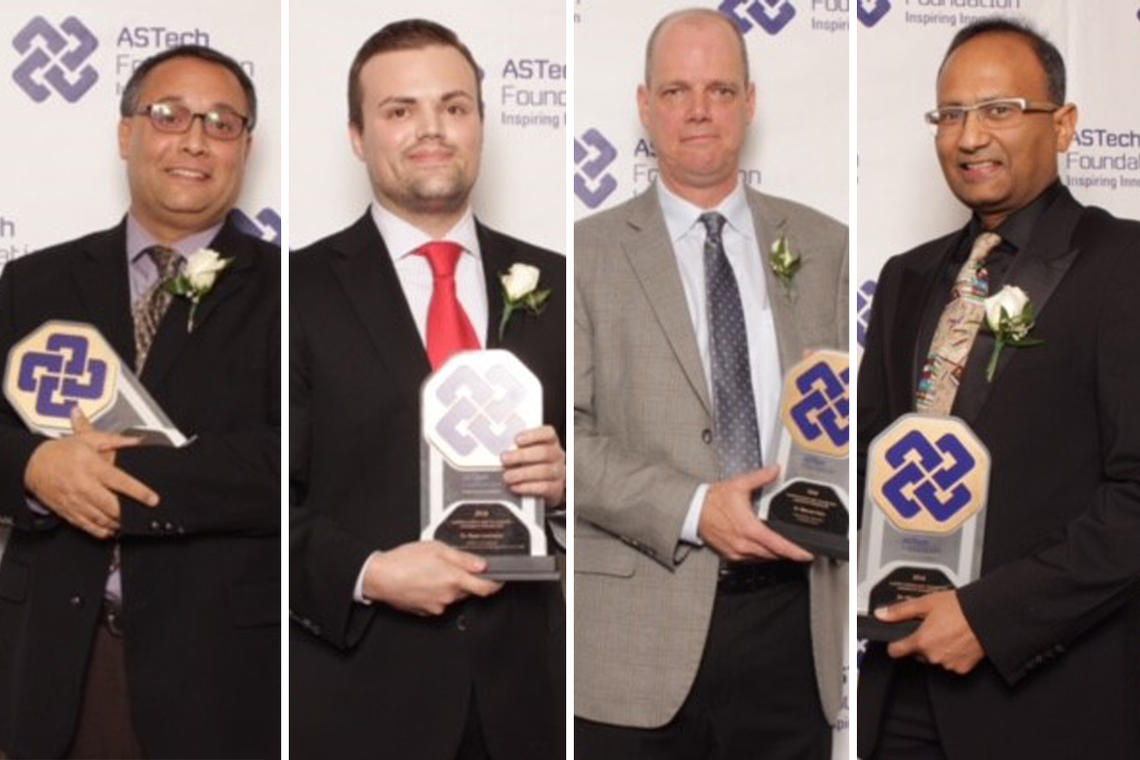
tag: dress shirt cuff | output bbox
[353,551,382,605]
[680,484,709,546]
[26,496,49,516]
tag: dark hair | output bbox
[119,44,257,130]
[941,18,1066,104]
[644,8,750,86]
[348,18,483,129]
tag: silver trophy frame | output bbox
[758,349,850,559]
[420,349,558,581]
[857,413,990,641]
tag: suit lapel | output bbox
[746,191,797,375]
[142,215,257,387]
[478,223,506,350]
[621,190,712,416]
[330,211,431,399]
[954,190,1083,423]
[72,220,136,365]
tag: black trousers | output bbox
[868,661,947,760]
[576,575,830,760]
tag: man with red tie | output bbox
[289,19,566,760]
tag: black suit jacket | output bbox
[857,187,1140,759]
[0,215,280,759]
[289,211,566,760]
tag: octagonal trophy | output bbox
[757,350,850,560]
[857,413,990,641]
[420,349,559,581]
[3,320,186,446]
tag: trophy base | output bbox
[481,555,560,582]
[766,520,848,561]
[857,615,919,642]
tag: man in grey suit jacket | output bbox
[574,9,847,758]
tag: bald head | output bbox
[644,8,750,87]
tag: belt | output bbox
[99,599,125,638]
[717,560,806,593]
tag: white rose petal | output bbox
[984,285,1029,330]
[184,249,229,291]
[502,263,541,300]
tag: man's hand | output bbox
[698,466,814,562]
[361,541,504,616]
[23,408,159,539]
[501,425,565,506]
[879,590,985,674]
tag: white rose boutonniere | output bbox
[499,263,552,340]
[983,285,1043,382]
[769,235,801,297]
[164,248,233,333]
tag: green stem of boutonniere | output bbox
[498,288,552,340]
[985,338,1004,382]
[498,301,517,341]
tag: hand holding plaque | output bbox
[3,320,186,446]
[857,414,990,642]
[420,349,559,581]
[757,350,850,560]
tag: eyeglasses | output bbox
[136,101,251,141]
[923,97,1060,135]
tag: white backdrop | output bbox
[856,0,1140,355]
[575,2,850,756]
[289,0,565,252]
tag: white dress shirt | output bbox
[653,181,783,545]
[354,202,488,603]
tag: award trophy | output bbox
[857,413,990,641]
[420,349,559,581]
[757,350,849,560]
[3,320,186,446]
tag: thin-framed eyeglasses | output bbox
[923,97,1060,135]
[135,101,252,141]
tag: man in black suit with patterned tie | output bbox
[858,18,1140,760]
[0,45,279,758]
[290,19,565,760]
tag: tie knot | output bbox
[699,212,726,242]
[146,245,183,279]
[968,231,1002,264]
[417,241,464,279]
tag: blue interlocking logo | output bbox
[857,0,891,27]
[857,279,876,348]
[719,0,796,35]
[574,129,617,208]
[17,332,107,418]
[434,364,527,456]
[234,207,281,244]
[789,360,848,448]
[12,16,99,103]
[881,430,975,523]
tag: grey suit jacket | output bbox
[574,184,848,728]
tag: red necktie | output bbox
[417,241,481,369]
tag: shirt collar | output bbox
[655,179,753,245]
[966,179,1063,253]
[126,213,224,264]
[369,201,481,262]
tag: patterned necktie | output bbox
[109,246,182,605]
[417,241,480,370]
[701,212,762,479]
[916,231,1002,414]
[132,245,184,373]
